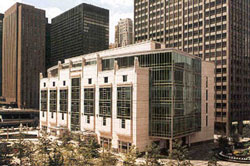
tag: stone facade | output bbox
[40,41,215,152]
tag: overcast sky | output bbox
[0,0,133,43]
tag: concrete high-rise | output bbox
[50,3,109,67]
[115,18,133,47]
[134,0,250,135]
[0,14,4,97]
[2,3,46,109]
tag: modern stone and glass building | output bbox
[40,41,214,152]
[50,3,109,67]
[134,0,250,135]
[2,3,46,109]
[115,18,133,47]
[0,14,4,97]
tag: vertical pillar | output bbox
[169,138,173,153]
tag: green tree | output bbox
[141,142,162,166]
[96,147,118,166]
[168,139,192,166]
[0,139,13,165]
[48,143,64,166]
[122,145,138,166]
[36,134,53,166]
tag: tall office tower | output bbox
[50,3,109,67]
[115,18,133,47]
[134,0,250,135]
[0,14,4,97]
[46,23,51,70]
[2,3,46,109]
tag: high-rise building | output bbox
[45,23,51,70]
[2,3,46,109]
[50,3,109,67]
[0,14,4,97]
[115,18,133,47]
[134,0,250,135]
[40,41,215,152]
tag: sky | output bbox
[0,0,134,43]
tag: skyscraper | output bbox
[115,18,133,47]
[50,3,109,67]
[2,3,46,109]
[0,14,4,97]
[134,0,250,135]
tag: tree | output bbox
[168,139,193,166]
[141,142,162,166]
[96,147,118,166]
[0,139,13,165]
[122,145,138,166]
[48,143,64,166]
[217,136,229,151]
[36,134,53,166]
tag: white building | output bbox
[115,18,133,47]
[40,41,215,152]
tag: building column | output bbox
[169,138,173,153]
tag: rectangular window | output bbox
[206,103,208,114]
[87,116,90,124]
[63,81,66,86]
[99,88,112,117]
[44,83,46,87]
[50,90,57,112]
[41,90,47,111]
[42,111,45,117]
[123,75,127,82]
[206,77,208,88]
[51,112,54,119]
[206,90,208,101]
[60,90,68,113]
[100,137,112,149]
[88,78,92,84]
[53,82,55,87]
[117,87,132,119]
[84,88,95,116]
[62,113,64,120]
[103,117,106,126]
[71,78,81,131]
[206,115,208,126]
[118,141,131,153]
[121,119,125,128]
[104,77,108,83]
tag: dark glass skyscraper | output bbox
[134,0,250,135]
[50,3,109,67]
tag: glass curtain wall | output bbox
[71,78,81,131]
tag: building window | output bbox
[44,83,46,87]
[206,115,208,126]
[206,77,208,88]
[42,111,45,117]
[206,90,208,101]
[99,88,112,117]
[84,88,95,116]
[87,116,90,124]
[117,87,132,119]
[100,137,112,149]
[104,77,108,83]
[51,112,54,119]
[60,90,68,113]
[50,90,57,112]
[103,117,106,126]
[118,141,131,153]
[62,113,64,120]
[121,119,125,129]
[206,103,208,114]
[53,82,55,87]
[63,81,66,86]
[123,75,127,82]
[41,90,47,111]
[71,78,81,131]
[88,78,92,84]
